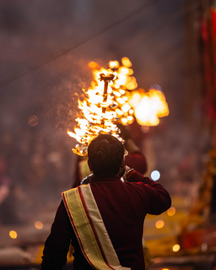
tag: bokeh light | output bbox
[172,244,180,252]
[9,230,17,239]
[34,221,44,230]
[155,220,165,229]
[151,170,160,181]
[167,206,176,216]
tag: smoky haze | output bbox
[0,0,209,227]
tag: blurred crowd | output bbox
[0,112,212,226]
[152,122,213,213]
[0,120,75,225]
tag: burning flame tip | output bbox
[121,57,132,67]
[68,57,169,155]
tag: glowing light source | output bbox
[90,57,137,124]
[9,230,17,239]
[67,73,123,156]
[172,244,180,252]
[129,88,169,126]
[167,206,176,216]
[150,170,160,181]
[34,221,44,230]
[67,57,169,155]
[121,57,132,67]
[155,220,165,229]
[109,60,119,69]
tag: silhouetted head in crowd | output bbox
[88,134,125,178]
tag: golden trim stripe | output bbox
[63,186,130,270]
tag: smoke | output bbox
[0,0,209,228]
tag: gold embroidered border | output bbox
[63,186,130,270]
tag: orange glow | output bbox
[129,88,169,126]
[68,57,169,155]
[34,221,44,230]
[172,244,180,252]
[121,57,132,67]
[67,73,123,156]
[9,230,17,239]
[68,58,139,155]
[109,60,119,69]
[167,206,176,216]
[155,220,165,229]
[89,57,137,125]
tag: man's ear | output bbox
[87,159,92,172]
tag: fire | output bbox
[88,57,137,126]
[67,57,169,155]
[67,73,122,156]
[129,87,169,126]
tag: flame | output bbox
[67,57,169,155]
[67,73,122,156]
[89,57,137,126]
[129,88,169,126]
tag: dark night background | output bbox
[0,0,215,268]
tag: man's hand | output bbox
[122,166,131,182]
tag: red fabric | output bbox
[41,171,171,270]
[125,152,147,174]
[181,226,216,249]
[211,8,216,40]
[201,8,216,120]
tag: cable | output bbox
[0,1,202,90]
[0,1,154,89]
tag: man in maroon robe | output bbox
[72,123,147,188]
[41,134,171,270]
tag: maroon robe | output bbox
[41,170,171,270]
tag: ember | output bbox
[89,57,137,125]
[68,57,169,156]
[67,72,123,156]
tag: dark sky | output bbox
[0,0,209,203]
[0,0,188,124]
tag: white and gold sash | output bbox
[62,185,131,270]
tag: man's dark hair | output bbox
[88,134,124,177]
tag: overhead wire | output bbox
[0,1,202,90]
[0,1,154,89]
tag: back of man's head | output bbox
[88,134,124,177]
